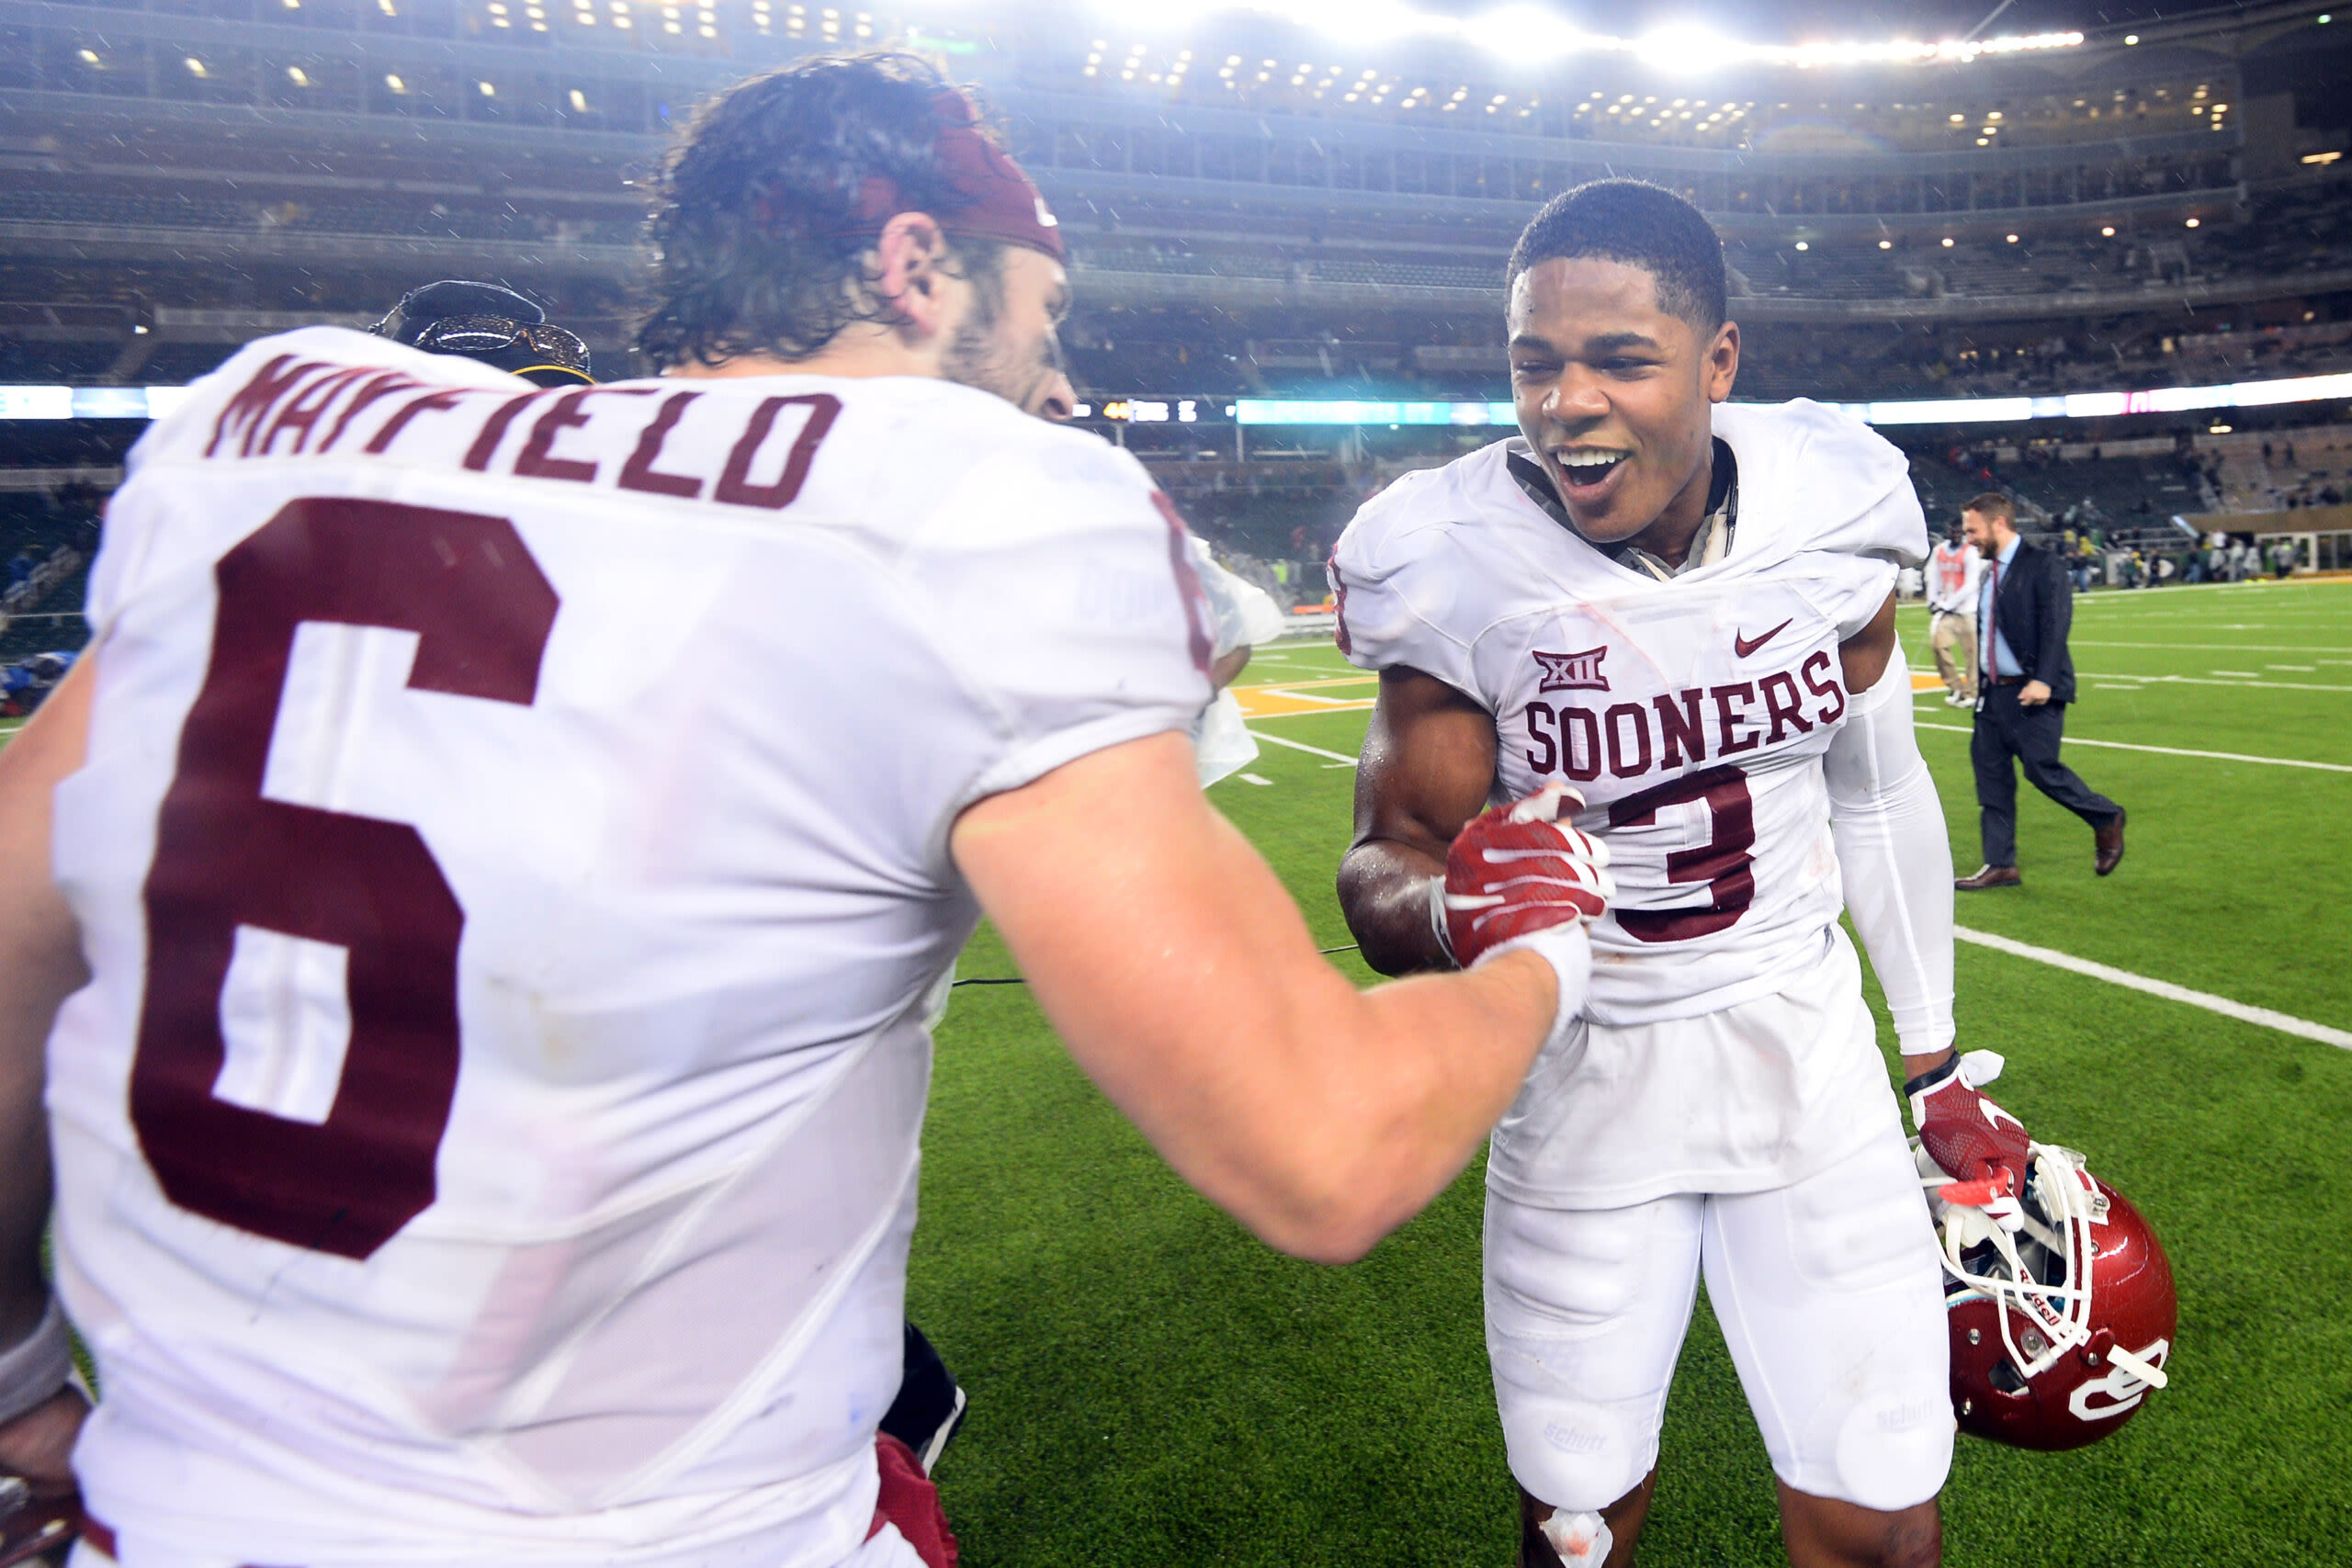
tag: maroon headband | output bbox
[836,90,1064,263]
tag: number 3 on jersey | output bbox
[1607,764,1756,943]
[132,498,559,1260]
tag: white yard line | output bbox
[1242,700,1376,717]
[1247,729,1361,766]
[1914,721,2352,773]
[2082,673,2352,694]
[1955,927,2352,1052]
[2161,674,2352,693]
[1258,712,2352,774]
[2073,643,2352,652]
[1265,690,1374,706]
[1247,726,2348,1047]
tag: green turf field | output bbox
[911,577,2352,1567]
[6,580,2346,1564]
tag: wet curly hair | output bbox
[637,51,1007,369]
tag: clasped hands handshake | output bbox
[1433,783,1615,975]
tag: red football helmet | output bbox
[1917,1139,2177,1451]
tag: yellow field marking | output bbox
[1230,673,1379,718]
[1236,675,1377,692]
[1232,689,1377,718]
[1911,672,1946,692]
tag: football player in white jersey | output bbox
[0,55,1613,1568]
[1331,182,2038,1568]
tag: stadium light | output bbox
[1633,24,1743,73]
[1458,6,1600,63]
[1085,2,2080,68]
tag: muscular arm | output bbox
[1835,589,1900,694]
[953,729,1554,1265]
[0,657,95,1488]
[1831,592,1957,1082]
[1334,668,1498,976]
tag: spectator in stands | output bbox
[1956,492,2127,891]
[5,552,29,592]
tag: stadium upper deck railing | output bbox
[0,0,2246,224]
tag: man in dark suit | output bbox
[1955,492,2126,890]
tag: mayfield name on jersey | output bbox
[46,328,1211,1566]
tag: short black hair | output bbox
[637,51,1007,369]
[1505,179,1727,333]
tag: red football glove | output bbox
[0,1479,80,1568]
[1438,784,1613,970]
[1909,1051,2031,1226]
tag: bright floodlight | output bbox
[1459,4,1594,62]
[1110,0,1423,42]
[1085,2,2082,67]
[1634,23,1741,72]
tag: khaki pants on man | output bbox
[1929,611,1977,705]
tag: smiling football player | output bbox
[1332,180,2025,1568]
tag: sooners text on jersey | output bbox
[1330,400,1925,1025]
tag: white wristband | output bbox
[0,1296,73,1427]
[1475,921,1591,1044]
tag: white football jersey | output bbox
[46,329,1211,1566]
[1331,400,1924,1028]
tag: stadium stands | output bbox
[1,0,2348,577]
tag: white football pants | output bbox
[1484,1119,1953,1514]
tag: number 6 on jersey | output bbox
[131,497,559,1260]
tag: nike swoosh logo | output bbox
[1734,619,1792,658]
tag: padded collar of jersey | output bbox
[1505,436,1738,581]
